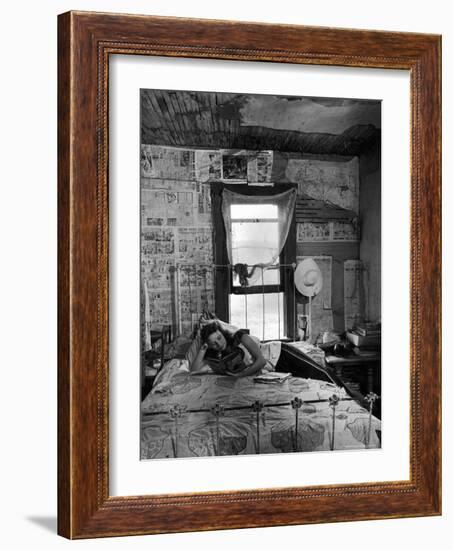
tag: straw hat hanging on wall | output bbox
[294,257,323,343]
[294,258,323,298]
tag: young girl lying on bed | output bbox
[190,321,272,377]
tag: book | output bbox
[254,372,292,384]
[354,322,381,336]
[206,348,248,375]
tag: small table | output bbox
[325,352,381,419]
[325,353,380,396]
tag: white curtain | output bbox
[221,188,296,284]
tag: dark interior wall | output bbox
[359,144,381,322]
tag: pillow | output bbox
[259,340,281,370]
[184,330,202,367]
[165,334,192,359]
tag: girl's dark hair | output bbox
[200,321,231,344]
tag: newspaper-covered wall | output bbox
[141,174,215,339]
[141,144,361,341]
[140,145,275,341]
[297,220,360,242]
[286,157,359,213]
[344,259,364,330]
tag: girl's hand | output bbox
[225,370,242,378]
[200,343,208,354]
[199,312,213,325]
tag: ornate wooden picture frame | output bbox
[58,11,441,539]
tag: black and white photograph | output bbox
[140,88,382,460]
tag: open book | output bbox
[206,348,248,375]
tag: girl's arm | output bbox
[230,334,266,377]
[190,343,209,372]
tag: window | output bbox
[211,184,297,341]
[229,203,284,340]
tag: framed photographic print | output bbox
[58,11,441,538]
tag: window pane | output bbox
[243,293,262,340]
[229,293,247,329]
[263,293,284,341]
[230,292,284,341]
[231,220,280,287]
[232,221,279,262]
[231,204,278,220]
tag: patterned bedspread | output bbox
[141,359,381,459]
